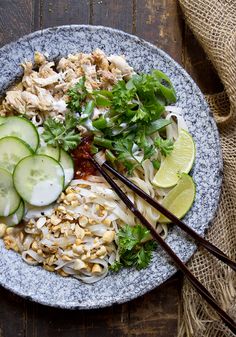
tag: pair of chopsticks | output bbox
[89,155,236,334]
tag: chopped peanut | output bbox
[0,223,7,238]
[102,231,115,243]
[96,246,107,257]
[72,244,84,255]
[6,227,14,235]
[71,200,79,208]
[31,241,38,251]
[66,193,77,202]
[79,216,88,227]
[103,218,111,226]
[58,269,69,277]
[73,259,86,270]
[50,214,61,226]
[36,217,46,228]
[92,264,102,274]
[44,265,55,272]
[75,225,85,240]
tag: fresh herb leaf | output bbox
[42,113,81,151]
[136,241,157,269]
[110,224,157,271]
[134,130,155,162]
[143,144,156,161]
[67,77,87,112]
[152,159,161,170]
[93,90,112,107]
[132,73,160,99]
[130,106,149,123]
[109,261,122,272]
[113,137,139,173]
[111,80,137,115]
[131,73,166,121]
[114,137,134,160]
[154,137,174,156]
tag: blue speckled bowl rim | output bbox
[0,25,223,309]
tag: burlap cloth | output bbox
[177,1,236,336]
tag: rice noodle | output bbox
[165,107,188,140]
[22,250,44,265]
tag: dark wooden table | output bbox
[0,1,222,336]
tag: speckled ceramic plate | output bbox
[0,25,222,309]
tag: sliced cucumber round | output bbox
[37,145,60,161]
[0,117,6,125]
[60,149,74,187]
[0,200,25,226]
[0,116,39,151]
[0,168,21,216]
[13,154,65,207]
[0,136,33,173]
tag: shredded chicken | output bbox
[0,49,134,123]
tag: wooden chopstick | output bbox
[89,156,236,334]
[102,161,236,272]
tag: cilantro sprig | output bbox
[42,113,81,151]
[110,224,157,271]
[154,138,174,156]
[67,77,87,113]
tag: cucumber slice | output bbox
[0,136,33,173]
[0,201,25,226]
[13,154,65,206]
[0,168,21,216]
[0,117,5,125]
[0,116,39,151]
[60,149,74,187]
[37,145,60,161]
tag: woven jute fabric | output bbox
[178,1,236,336]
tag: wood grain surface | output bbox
[0,1,221,336]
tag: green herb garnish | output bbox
[110,224,157,271]
[64,68,176,168]
[67,77,87,113]
[154,138,174,156]
[42,113,81,151]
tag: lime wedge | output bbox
[153,129,195,188]
[158,173,195,223]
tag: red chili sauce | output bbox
[71,136,97,179]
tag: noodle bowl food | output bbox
[0,49,195,283]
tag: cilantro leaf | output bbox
[114,137,133,159]
[130,106,149,123]
[42,113,81,151]
[110,224,157,272]
[111,80,137,115]
[135,130,155,162]
[93,90,112,107]
[152,159,161,170]
[113,137,139,173]
[143,144,156,161]
[136,241,157,269]
[67,77,87,112]
[154,137,174,156]
[109,261,122,272]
